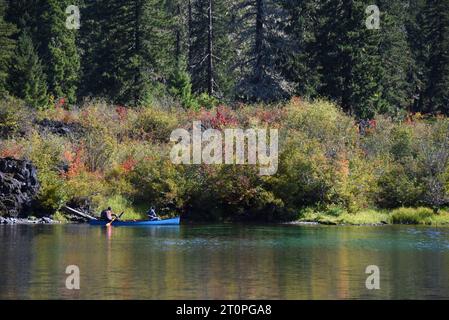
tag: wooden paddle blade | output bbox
[106,217,117,227]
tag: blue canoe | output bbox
[89,217,180,227]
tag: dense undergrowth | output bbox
[1,96,448,223]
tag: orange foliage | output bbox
[63,146,86,178]
[121,156,137,173]
[337,158,350,178]
[116,106,128,122]
[0,144,24,159]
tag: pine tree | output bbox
[376,0,415,114]
[9,32,48,109]
[37,0,80,104]
[0,0,16,96]
[80,0,173,106]
[406,0,428,113]
[282,0,321,99]
[232,0,294,102]
[310,0,384,118]
[5,0,40,36]
[189,0,235,100]
[165,0,197,108]
[422,0,449,114]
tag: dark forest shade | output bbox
[1,0,448,116]
[0,0,16,96]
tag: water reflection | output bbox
[0,224,449,299]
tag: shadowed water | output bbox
[1,224,449,299]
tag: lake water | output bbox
[1,224,449,299]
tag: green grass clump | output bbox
[298,207,449,226]
[52,211,68,223]
[429,210,449,225]
[389,207,449,225]
[390,207,434,225]
[94,195,146,221]
[298,208,389,225]
[338,210,390,225]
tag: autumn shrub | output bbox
[184,165,284,222]
[131,107,179,143]
[389,125,415,161]
[1,96,449,222]
[376,163,422,208]
[274,99,370,213]
[333,152,378,212]
[65,170,106,206]
[273,137,334,212]
[130,152,188,215]
[414,118,449,210]
[285,99,357,154]
[0,139,25,159]
[23,132,68,212]
[371,118,449,210]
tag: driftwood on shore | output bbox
[63,206,97,221]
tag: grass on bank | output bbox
[298,207,449,226]
[94,195,147,220]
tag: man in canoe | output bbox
[101,207,119,222]
[147,206,160,221]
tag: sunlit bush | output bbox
[1,96,448,221]
[131,107,179,143]
[0,96,33,138]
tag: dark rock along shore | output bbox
[0,158,54,224]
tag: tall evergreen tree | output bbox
[282,0,321,99]
[80,0,173,106]
[0,0,16,96]
[406,0,428,113]
[5,0,40,36]
[310,0,384,118]
[376,0,415,115]
[422,0,449,114]
[165,0,197,108]
[232,0,293,102]
[189,0,235,100]
[37,0,80,104]
[9,32,48,108]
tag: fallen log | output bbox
[63,205,97,221]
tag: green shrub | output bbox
[36,170,68,212]
[0,97,33,138]
[131,107,179,143]
[130,156,188,215]
[376,164,422,208]
[196,93,219,110]
[2,97,449,223]
[168,67,199,110]
[389,125,415,161]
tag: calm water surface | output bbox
[1,224,449,299]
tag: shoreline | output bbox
[2,217,449,227]
[0,216,59,225]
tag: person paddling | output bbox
[147,206,160,221]
[101,207,119,222]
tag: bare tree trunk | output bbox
[254,0,264,82]
[188,0,193,71]
[175,3,182,65]
[133,0,142,106]
[207,0,214,96]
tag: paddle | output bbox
[105,211,124,227]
